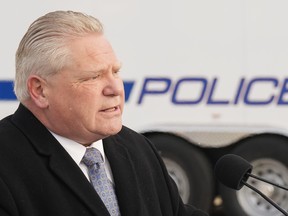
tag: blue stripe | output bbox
[0,80,134,102]
[0,80,17,100]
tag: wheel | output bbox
[219,133,288,216]
[145,132,214,212]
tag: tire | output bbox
[219,133,288,216]
[145,132,214,212]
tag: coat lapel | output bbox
[48,148,110,216]
[104,134,144,216]
[12,104,109,216]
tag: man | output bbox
[0,11,208,216]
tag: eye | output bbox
[91,75,100,80]
[113,70,121,76]
[88,73,102,80]
[80,75,99,82]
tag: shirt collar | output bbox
[50,131,105,165]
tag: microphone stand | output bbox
[242,180,288,216]
[248,173,288,191]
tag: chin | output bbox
[106,124,123,136]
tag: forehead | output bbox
[68,33,120,70]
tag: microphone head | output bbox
[214,154,253,190]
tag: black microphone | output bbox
[214,154,288,216]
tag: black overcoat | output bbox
[0,104,204,216]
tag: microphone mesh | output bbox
[214,154,252,190]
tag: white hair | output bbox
[14,10,104,101]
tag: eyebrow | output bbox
[71,62,122,76]
[89,62,122,73]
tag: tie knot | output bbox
[82,147,103,167]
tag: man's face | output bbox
[43,33,124,144]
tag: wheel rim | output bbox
[163,157,190,203]
[236,158,288,216]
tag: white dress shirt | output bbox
[50,132,114,183]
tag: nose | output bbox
[102,74,124,96]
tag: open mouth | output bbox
[101,106,119,112]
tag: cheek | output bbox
[51,90,84,113]
[48,84,77,105]
[78,84,102,97]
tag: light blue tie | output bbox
[82,147,121,216]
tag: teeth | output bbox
[105,107,116,112]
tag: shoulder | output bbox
[115,125,152,146]
[106,125,160,158]
[0,115,19,139]
[119,125,145,138]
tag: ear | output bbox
[27,75,49,108]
